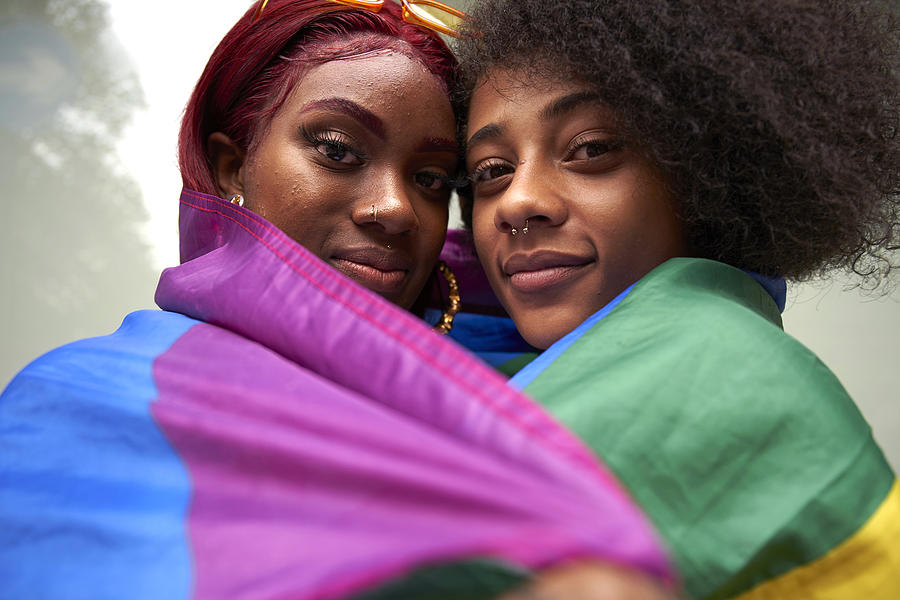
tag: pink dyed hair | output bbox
[178,0,459,195]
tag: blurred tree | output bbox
[0,0,157,385]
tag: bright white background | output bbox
[109,0,255,269]
[2,0,898,469]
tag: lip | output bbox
[503,250,594,294]
[330,247,411,294]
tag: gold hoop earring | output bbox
[372,204,378,223]
[228,194,244,207]
[434,261,460,335]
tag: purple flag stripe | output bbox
[178,191,626,493]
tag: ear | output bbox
[207,132,246,198]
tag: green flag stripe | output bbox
[734,479,900,599]
[707,443,893,599]
[524,258,895,599]
[495,352,539,378]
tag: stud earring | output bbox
[511,227,518,236]
[371,204,378,223]
[522,219,529,235]
[228,194,244,207]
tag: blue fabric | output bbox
[425,309,535,367]
[744,271,787,312]
[0,310,199,599]
[508,284,637,390]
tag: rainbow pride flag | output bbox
[0,190,672,599]
[512,258,900,599]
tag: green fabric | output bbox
[524,258,894,599]
[496,352,539,377]
[350,559,529,600]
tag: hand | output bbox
[498,561,675,600]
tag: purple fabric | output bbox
[439,228,503,308]
[152,189,673,598]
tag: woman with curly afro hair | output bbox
[454,0,900,598]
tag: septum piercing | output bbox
[510,219,529,236]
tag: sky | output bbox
[108,0,253,269]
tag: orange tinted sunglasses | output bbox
[252,0,467,38]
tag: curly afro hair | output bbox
[455,0,900,286]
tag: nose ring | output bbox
[372,204,378,223]
[509,219,529,236]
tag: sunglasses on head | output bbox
[252,0,467,38]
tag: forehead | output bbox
[467,69,621,143]
[476,67,572,97]
[284,51,452,122]
[469,69,593,122]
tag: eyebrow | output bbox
[539,91,604,121]
[466,123,503,148]
[300,98,386,140]
[466,91,604,148]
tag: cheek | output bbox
[243,159,336,252]
[471,202,494,256]
[246,149,332,216]
[631,184,684,251]
[471,204,508,291]
[413,201,450,260]
[425,212,449,256]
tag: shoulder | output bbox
[533,258,849,412]
[525,258,895,598]
[529,259,873,459]
[0,309,201,597]
[1,310,200,412]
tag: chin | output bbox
[384,290,413,310]
[516,320,566,351]
[513,307,591,351]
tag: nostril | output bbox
[498,215,542,236]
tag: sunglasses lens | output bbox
[252,0,269,22]
[404,2,464,36]
[329,0,385,8]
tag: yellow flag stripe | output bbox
[734,478,900,599]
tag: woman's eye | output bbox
[414,171,450,191]
[315,140,364,165]
[568,138,624,161]
[301,126,366,166]
[470,160,514,183]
